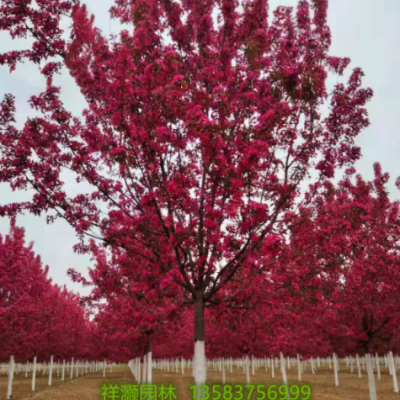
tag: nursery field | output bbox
[1,1,400,400]
[1,364,400,400]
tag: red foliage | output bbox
[0,0,374,361]
[0,219,99,362]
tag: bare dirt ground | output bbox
[0,363,399,400]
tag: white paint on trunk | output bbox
[222,361,226,384]
[7,355,14,400]
[62,360,65,381]
[280,353,290,400]
[389,351,399,393]
[297,354,301,382]
[194,341,206,385]
[365,354,377,400]
[143,355,147,383]
[48,356,54,386]
[375,354,381,380]
[272,359,275,378]
[356,354,362,378]
[147,352,152,384]
[333,354,339,387]
[70,358,74,379]
[32,357,37,391]
[245,356,250,384]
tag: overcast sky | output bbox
[0,0,399,295]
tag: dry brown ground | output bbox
[1,363,399,400]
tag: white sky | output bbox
[0,0,399,295]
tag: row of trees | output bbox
[2,161,399,364]
[89,166,400,361]
[0,219,104,362]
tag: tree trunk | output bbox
[245,355,250,384]
[366,354,377,400]
[297,354,301,382]
[62,360,65,382]
[356,354,362,378]
[147,340,152,384]
[194,295,206,386]
[32,356,37,391]
[48,356,54,386]
[7,355,14,400]
[389,351,399,393]
[375,353,381,380]
[333,353,339,387]
[143,354,147,384]
[280,353,290,400]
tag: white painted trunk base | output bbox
[62,360,65,381]
[7,355,14,400]
[245,356,250,384]
[147,352,152,384]
[389,352,399,393]
[32,357,37,391]
[375,354,381,380]
[297,355,301,382]
[48,356,54,386]
[333,354,339,387]
[365,354,377,400]
[280,353,290,400]
[194,341,206,385]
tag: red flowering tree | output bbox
[0,218,99,362]
[0,0,373,383]
[311,165,400,357]
[76,242,185,372]
[0,218,50,361]
[266,164,400,363]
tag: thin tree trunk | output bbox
[147,350,152,383]
[48,356,54,386]
[356,354,362,378]
[32,357,37,391]
[375,354,381,380]
[194,295,206,386]
[245,355,250,384]
[280,353,290,400]
[366,354,377,400]
[389,351,399,393]
[62,360,65,381]
[7,355,14,400]
[297,354,301,382]
[333,354,339,387]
